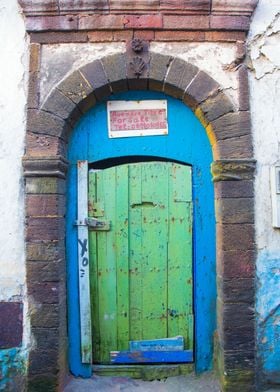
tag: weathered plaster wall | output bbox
[248,0,280,386]
[0,0,29,389]
[40,43,126,105]
[40,42,238,108]
[150,42,239,108]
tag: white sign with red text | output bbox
[107,100,168,138]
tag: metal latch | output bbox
[74,218,110,231]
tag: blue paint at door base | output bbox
[66,91,216,377]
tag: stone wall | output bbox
[0,0,279,391]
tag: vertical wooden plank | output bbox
[141,162,168,340]
[115,165,130,351]
[167,163,193,349]
[129,163,143,341]
[96,168,118,362]
[77,160,92,364]
[88,169,100,362]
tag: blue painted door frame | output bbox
[66,91,216,377]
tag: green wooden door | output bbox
[88,162,193,364]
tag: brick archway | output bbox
[23,51,256,391]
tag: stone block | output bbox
[217,249,255,279]
[101,54,128,93]
[200,92,234,123]
[27,261,64,283]
[28,373,57,392]
[110,0,159,10]
[26,15,78,32]
[211,160,256,182]
[184,70,220,108]
[211,0,258,16]
[211,111,251,141]
[113,30,133,41]
[164,58,198,99]
[26,241,65,261]
[155,30,205,41]
[28,282,60,304]
[30,32,88,44]
[134,30,155,41]
[215,198,254,224]
[0,302,23,348]
[160,0,210,12]
[25,177,66,195]
[163,15,210,29]
[29,349,58,375]
[27,72,40,109]
[210,15,250,31]
[23,156,68,179]
[57,70,94,108]
[79,14,124,30]
[88,31,113,42]
[30,304,59,328]
[205,31,246,42]
[32,328,59,350]
[214,180,254,199]
[26,132,66,157]
[42,88,79,122]
[59,0,109,12]
[123,14,162,29]
[213,135,253,160]
[29,43,41,73]
[26,194,65,217]
[80,60,111,101]
[27,109,70,140]
[223,349,255,370]
[149,52,172,92]
[26,217,65,241]
[217,276,254,304]
[238,65,250,111]
[18,0,58,14]
[218,301,255,350]
[217,223,255,251]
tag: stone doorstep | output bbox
[64,373,220,392]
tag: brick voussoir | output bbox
[79,60,112,101]
[27,109,70,140]
[148,52,173,92]
[41,88,81,121]
[163,58,199,100]
[100,53,128,94]
[199,91,235,123]
[56,70,94,106]
[184,70,220,109]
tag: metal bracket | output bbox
[74,218,110,231]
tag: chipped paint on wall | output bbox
[248,0,280,386]
[256,251,280,385]
[0,348,27,391]
[150,42,239,108]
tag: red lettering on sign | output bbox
[110,109,167,132]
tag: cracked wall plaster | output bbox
[150,42,239,108]
[249,0,280,384]
[40,43,126,105]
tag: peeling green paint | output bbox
[0,348,27,391]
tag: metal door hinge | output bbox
[74,218,110,231]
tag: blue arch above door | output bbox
[66,91,216,377]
